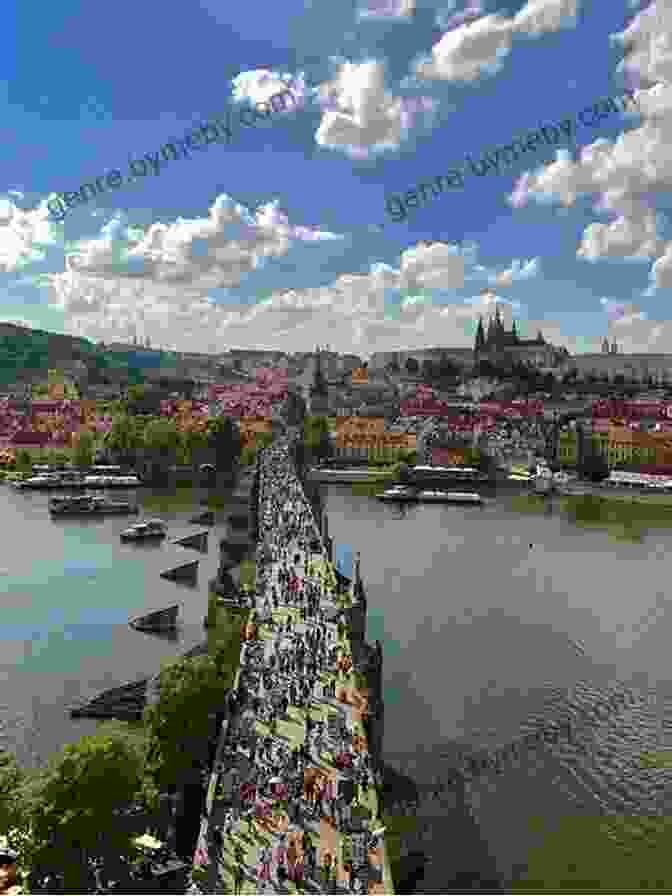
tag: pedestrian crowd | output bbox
[196,438,384,894]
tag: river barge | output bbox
[416,489,483,504]
[50,494,138,516]
[121,519,168,541]
[376,485,420,502]
[15,473,141,490]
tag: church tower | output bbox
[311,344,328,396]
[474,317,486,354]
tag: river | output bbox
[324,485,672,889]
[0,482,228,769]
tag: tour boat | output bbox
[15,473,63,490]
[50,495,138,516]
[416,490,483,504]
[375,485,420,502]
[120,519,168,541]
[83,474,141,488]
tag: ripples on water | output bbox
[384,680,672,890]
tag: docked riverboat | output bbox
[15,472,140,489]
[83,474,141,488]
[50,495,138,516]
[308,467,394,483]
[375,485,420,502]
[15,473,65,490]
[120,519,168,541]
[409,465,489,487]
[416,490,483,505]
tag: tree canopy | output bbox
[143,654,228,794]
[16,726,145,891]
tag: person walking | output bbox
[321,850,334,893]
[257,845,272,892]
[286,836,298,883]
[233,860,244,896]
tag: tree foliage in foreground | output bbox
[15,725,145,891]
[143,655,229,794]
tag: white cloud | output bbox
[40,205,547,354]
[415,15,513,82]
[490,257,541,287]
[512,0,580,36]
[0,197,64,272]
[230,69,312,113]
[578,209,663,260]
[508,3,672,288]
[315,61,435,157]
[356,0,415,20]
[415,0,581,83]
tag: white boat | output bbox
[375,485,419,502]
[309,467,392,483]
[120,519,167,541]
[15,474,63,490]
[83,474,141,488]
[416,490,483,504]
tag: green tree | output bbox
[142,417,181,484]
[143,655,228,857]
[0,750,29,834]
[72,430,95,469]
[14,449,32,473]
[106,414,144,467]
[20,728,145,891]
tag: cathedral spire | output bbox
[474,317,485,353]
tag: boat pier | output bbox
[188,437,394,894]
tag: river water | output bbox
[0,482,228,769]
[5,480,672,886]
[324,485,672,888]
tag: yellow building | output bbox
[350,367,369,385]
[590,426,658,468]
[238,417,273,449]
[335,416,416,460]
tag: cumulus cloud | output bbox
[600,297,647,323]
[512,0,580,36]
[414,14,513,82]
[230,69,312,114]
[316,61,435,157]
[508,2,672,288]
[356,0,415,20]
[436,1,484,32]
[415,0,581,83]
[490,257,541,287]
[578,209,663,260]
[40,207,547,354]
[0,196,64,272]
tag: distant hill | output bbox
[0,322,175,388]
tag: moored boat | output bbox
[121,519,168,541]
[375,485,420,502]
[416,490,483,504]
[50,495,139,516]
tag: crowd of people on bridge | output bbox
[196,438,384,894]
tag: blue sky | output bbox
[1,0,667,359]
